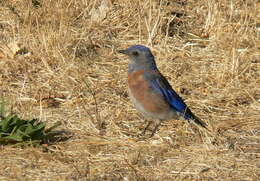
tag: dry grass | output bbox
[0,0,259,180]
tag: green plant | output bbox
[0,99,61,144]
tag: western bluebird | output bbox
[118,45,208,137]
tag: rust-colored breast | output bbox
[128,71,171,115]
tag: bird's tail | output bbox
[190,114,208,129]
[183,108,208,130]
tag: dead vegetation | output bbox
[0,0,259,180]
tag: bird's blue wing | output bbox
[151,79,188,119]
[143,71,208,128]
[147,74,191,120]
[144,70,207,129]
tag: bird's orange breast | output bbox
[127,71,171,115]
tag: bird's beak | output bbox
[117,49,127,54]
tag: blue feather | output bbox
[143,71,207,128]
[150,79,188,117]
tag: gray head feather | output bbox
[118,45,157,72]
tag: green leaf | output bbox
[25,122,45,136]
[0,135,23,142]
[1,115,16,132]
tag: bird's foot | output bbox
[137,122,161,138]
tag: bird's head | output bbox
[118,45,156,69]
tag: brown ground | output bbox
[0,0,259,180]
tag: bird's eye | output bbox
[132,51,139,56]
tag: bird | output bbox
[118,45,208,137]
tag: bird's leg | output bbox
[150,121,162,138]
[140,121,152,136]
